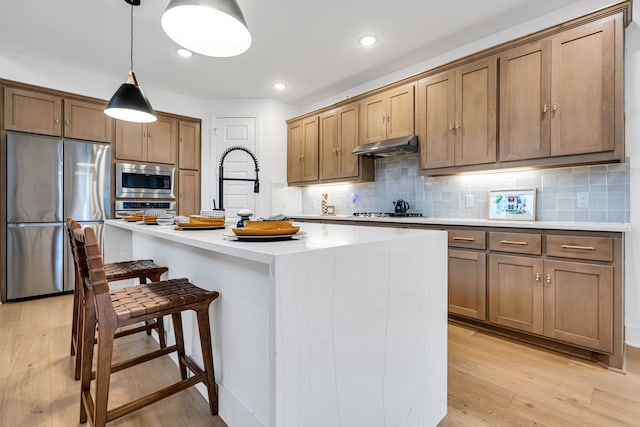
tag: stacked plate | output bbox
[122,213,144,222]
[175,215,226,230]
[228,221,303,241]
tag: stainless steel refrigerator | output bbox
[5,132,110,300]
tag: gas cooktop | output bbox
[353,212,424,218]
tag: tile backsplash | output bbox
[286,154,630,223]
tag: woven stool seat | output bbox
[105,260,168,282]
[111,278,219,320]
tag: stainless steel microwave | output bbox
[115,162,175,199]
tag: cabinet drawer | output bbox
[489,232,541,255]
[546,234,613,262]
[448,229,486,249]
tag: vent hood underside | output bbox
[352,135,418,158]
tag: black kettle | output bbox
[393,199,410,214]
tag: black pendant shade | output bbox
[105,78,156,123]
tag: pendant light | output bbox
[161,0,252,57]
[105,0,157,123]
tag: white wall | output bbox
[203,99,300,217]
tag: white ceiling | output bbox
[0,0,594,106]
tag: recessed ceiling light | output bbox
[176,48,193,57]
[359,36,377,47]
[273,82,286,91]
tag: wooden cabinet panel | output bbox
[178,120,201,170]
[178,170,200,216]
[550,18,615,156]
[63,98,113,143]
[115,115,177,164]
[387,84,415,139]
[447,229,485,249]
[147,116,177,165]
[4,87,62,136]
[546,234,613,262]
[489,254,544,334]
[543,260,613,352]
[419,71,455,169]
[115,121,145,161]
[455,57,497,166]
[489,232,541,255]
[361,94,386,144]
[287,117,318,183]
[319,109,338,180]
[499,41,551,161]
[338,103,360,178]
[449,250,486,320]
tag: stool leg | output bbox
[79,292,97,424]
[171,313,188,380]
[70,275,79,356]
[93,313,116,427]
[74,284,85,380]
[156,316,167,348]
[139,276,154,337]
[196,306,218,415]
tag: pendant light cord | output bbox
[130,2,134,72]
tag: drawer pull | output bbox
[560,244,595,251]
[452,237,475,241]
[500,240,527,246]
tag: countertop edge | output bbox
[288,215,632,233]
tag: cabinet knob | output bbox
[387,114,391,123]
[455,122,461,129]
[147,131,151,138]
[543,104,548,113]
[535,273,541,282]
[546,274,552,284]
[65,119,70,126]
[553,102,558,112]
[55,117,60,124]
[449,123,454,131]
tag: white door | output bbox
[215,117,257,219]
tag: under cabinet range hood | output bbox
[352,135,418,157]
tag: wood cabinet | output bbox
[178,120,201,170]
[489,231,615,353]
[448,229,487,320]
[360,83,415,145]
[419,57,497,170]
[4,87,62,136]
[319,103,374,182]
[64,98,113,143]
[500,17,616,161]
[115,114,177,164]
[178,170,200,216]
[4,87,114,142]
[287,116,319,184]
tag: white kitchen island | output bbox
[104,220,447,427]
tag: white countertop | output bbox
[289,214,631,232]
[105,219,442,264]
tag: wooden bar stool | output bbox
[72,224,219,427]
[66,218,169,380]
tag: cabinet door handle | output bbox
[449,123,454,131]
[535,273,541,282]
[499,240,527,246]
[147,131,151,138]
[553,102,558,112]
[452,236,475,241]
[382,115,386,124]
[65,119,70,126]
[546,274,552,284]
[455,122,461,129]
[55,117,60,124]
[542,104,548,113]
[387,114,391,123]
[560,244,595,251]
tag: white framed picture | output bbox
[488,188,536,221]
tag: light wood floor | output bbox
[1,295,639,426]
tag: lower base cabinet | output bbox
[449,250,486,320]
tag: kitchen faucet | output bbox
[218,146,260,210]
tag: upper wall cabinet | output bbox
[360,83,415,144]
[287,116,319,184]
[115,114,177,164]
[4,87,114,142]
[419,57,497,170]
[500,16,617,162]
[178,119,201,170]
[319,103,374,182]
